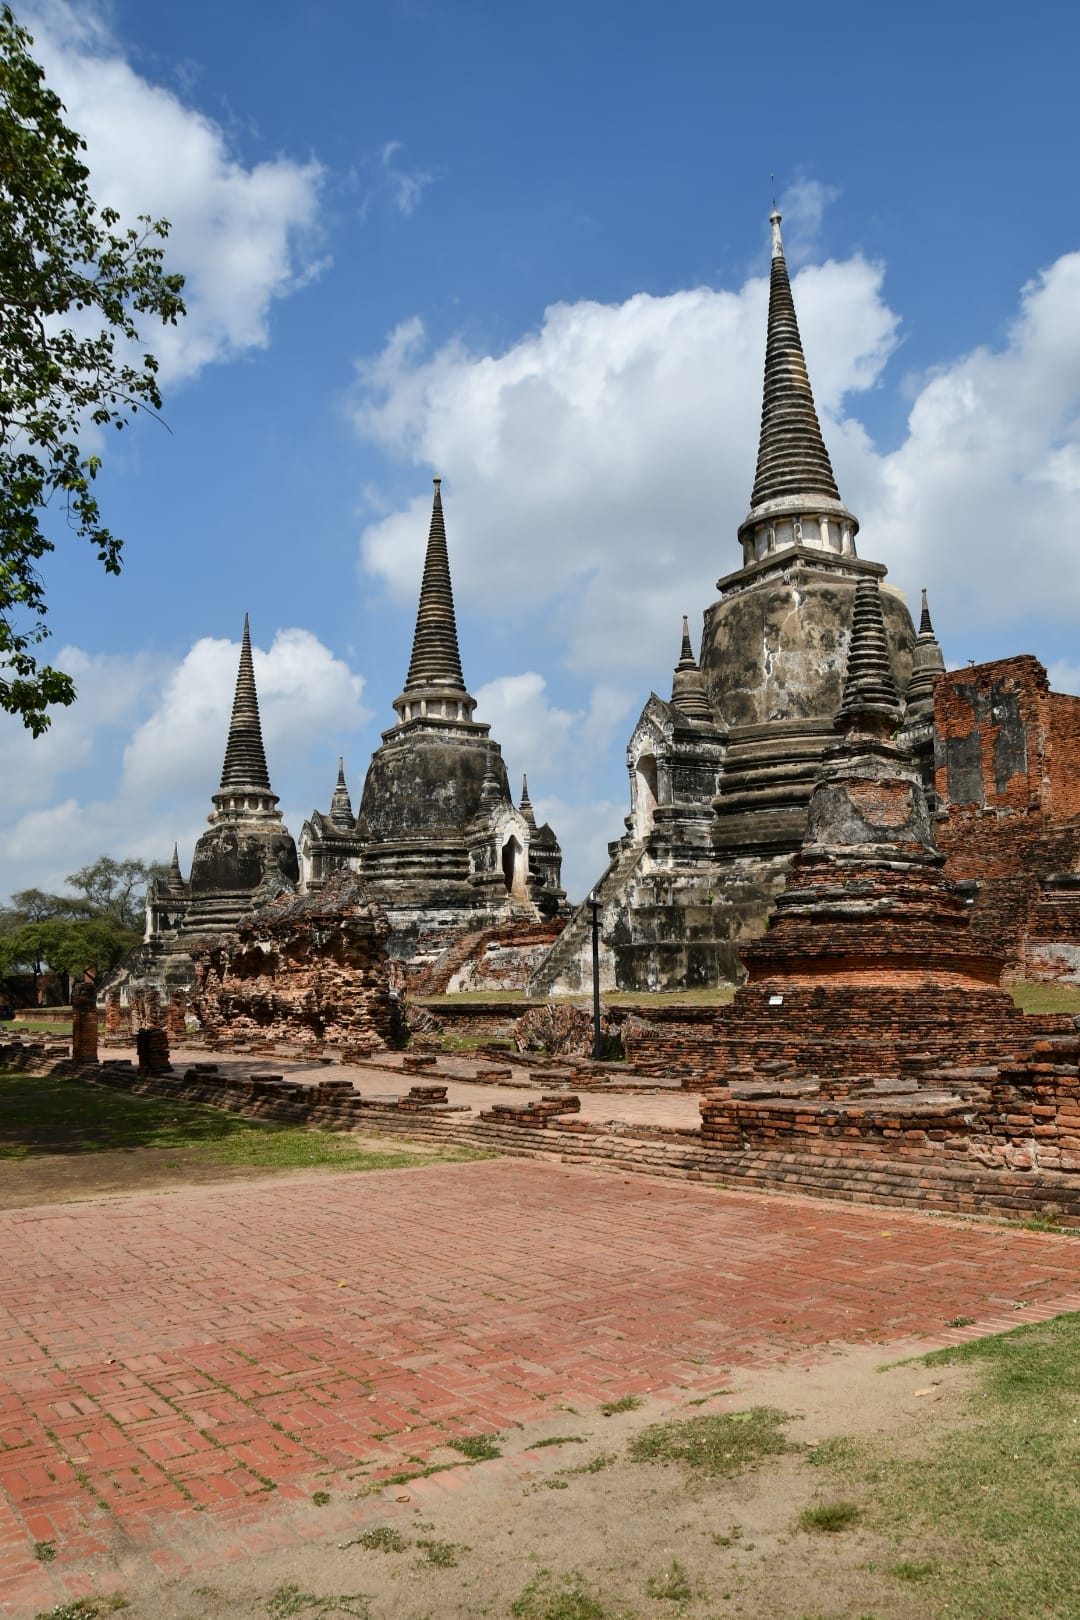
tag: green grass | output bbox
[798,1500,861,1533]
[10,1018,71,1034]
[628,1406,793,1478]
[510,1569,623,1620]
[529,1434,586,1449]
[32,1600,127,1620]
[0,1069,489,1172]
[599,1393,643,1417]
[448,1432,502,1461]
[416,1537,467,1567]
[351,1526,406,1553]
[644,1559,692,1602]
[805,1436,857,1467]
[1008,981,1080,1014]
[265,1588,371,1618]
[807,1310,1080,1617]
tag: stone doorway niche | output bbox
[501,834,526,898]
[634,752,659,839]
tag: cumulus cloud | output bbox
[355,256,899,682]
[774,178,841,266]
[354,239,1080,703]
[0,628,369,902]
[24,0,325,382]
[123,627,369,799]
[862,252,1080,638]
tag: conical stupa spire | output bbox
[737,210,859,563]
[918,587,935,637]
[166,843,186,895]
[220,614,272,791]
[835,578,902,734]
[394,479,477,725]
[520,774,537,828]
[906,587,946,721]
[404,479,467,693]
[329,757,354,828]
[670,615,714,723]
[750,210,841,510]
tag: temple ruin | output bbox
[531,208,1078,996]
[297,478,568,984]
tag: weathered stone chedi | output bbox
[531,207,1080,996]
[112,615,300,998]
[299,478,568,982]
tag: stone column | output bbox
[70,973,99,1065]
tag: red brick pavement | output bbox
[2,1158,1080,1614]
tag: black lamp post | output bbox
[589,890,602,1060]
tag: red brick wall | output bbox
[935,656,1049,818]
[1049,692,1080,822]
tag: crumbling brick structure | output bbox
[190,870,393,1054]
[936,656,1080,980]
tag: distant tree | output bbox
[0,5,186,733]
[0,914,137,998]
[1,854,161,999]
[65,855,157,930]
[6,885,82,922]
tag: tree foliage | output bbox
[0,5,185,732]
[0,852,162,991]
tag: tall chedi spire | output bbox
[210,614,282,822]
[736,207,859,568]
[394,478,478,725]
[220,614,271,791]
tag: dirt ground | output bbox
[95,1341,974,1620]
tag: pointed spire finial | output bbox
[395,479,477,724]
[835,578,902,735]
[670,615,714,722]
[736,208,859,563]
[329,757,354,827]
[919,587,934,637]
[520,773,537,827]
[906,587,945,720]
[166,843,186,894]
[219,613,272,792]
[770,205,783,260]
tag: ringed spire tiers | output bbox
[393,478,478,726]
[736,208,859,567]
[670,616,714,722]
[212,614,282,822]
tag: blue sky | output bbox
[3,0,1080,904]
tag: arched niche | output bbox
[501,834,526,898]
[634,752,660,839]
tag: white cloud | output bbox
[354,258,899,683]
[532,796,625,903]
[0,645,165,814]
[123,627,369,800]
[354,241,1080,704]
[25,0,325,383]
[775,178,841,266]
[378,140,435,217]
[861,252,1080,640]
[474,673,581,792]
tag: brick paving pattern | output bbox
[2,1159,1080,1613]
